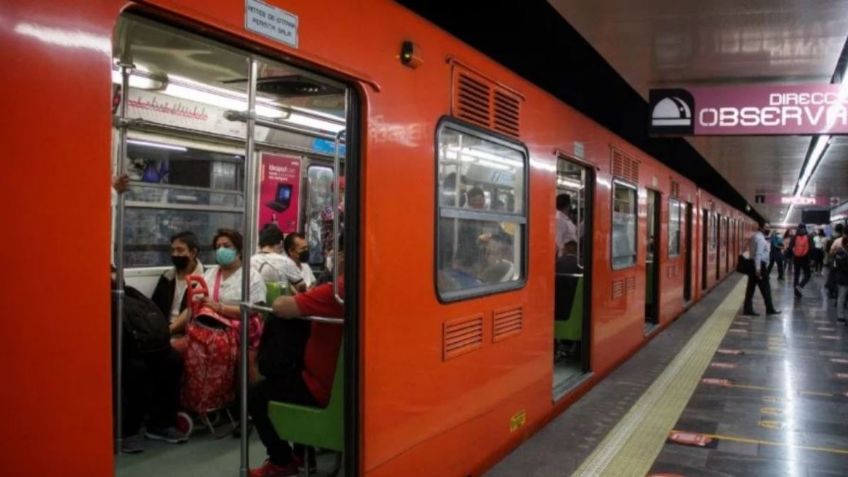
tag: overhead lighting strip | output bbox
[782,40,848,224]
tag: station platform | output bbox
[489,273,848,477]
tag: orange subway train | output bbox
[0,1,757,476]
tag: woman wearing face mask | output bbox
[152,231,204,332]
[170,229,266,334]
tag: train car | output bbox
[0,1,756,476]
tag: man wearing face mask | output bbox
[152,231,204,332]
[280,232,316,293]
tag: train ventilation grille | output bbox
[611,148,639,184]
[612,279,626,300]
[493,306,523,342]
[452,66,522,139]
[671,180,680,198]
[443,315,484,361]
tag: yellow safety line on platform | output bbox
[681,430,848,456]
[572,279,747,477]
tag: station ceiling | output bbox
[398,0,848,226]
[549,0,848,225]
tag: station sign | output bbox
[649,84,848,136]
[759,194,832,207]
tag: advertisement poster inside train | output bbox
[259,152,301,234]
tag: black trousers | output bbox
[794,257,812,288]
[767,253,784,279]
[122,348,183,436]
[249,373,316,466]
[744,262,776,314]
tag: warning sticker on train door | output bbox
[245,0,299,48]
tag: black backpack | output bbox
[835,248,848,271]
[121,286,171,355]
[257,317,310,382]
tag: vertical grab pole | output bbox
[113,61,133,454]
[239,58,259,477]
[332,112,346,304]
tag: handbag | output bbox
[736,253,755,275]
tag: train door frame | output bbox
[110,11,363,475]
[684,202,693,302]
[644,189,661,330]
[552,154,594,399]
[701,209,708,290]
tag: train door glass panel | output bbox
[684,203,693,301]
[436,122,527,301]
[701,209,708,290]
[724,218,730,272]
[121,139,246,268]
[113,14,351,476]
[715,214,721,280]
[553,158,592,398]
[304,165,336,266]
[644,190,660,329]
[612,181,637,269]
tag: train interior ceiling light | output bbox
[782,60,848,224]
[110,66,345,133]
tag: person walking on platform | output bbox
[767,230,785,280]
[743,223,780,316]
[789,223,812,298]
[832,237,848,323]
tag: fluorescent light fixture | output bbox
[127,139,187,151]
[474,158,511,171]
[111,70,167,91]
[782,204,795,224]
[286,112,346,133]
[795,134,830,195]
[112,70,347,131]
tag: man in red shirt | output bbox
[249,237,345,477]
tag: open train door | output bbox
[110,13,359,477]
[553,156,593,399]
[644,190,661,332]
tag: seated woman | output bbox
[171,228,266,334]
[151,231,203,332]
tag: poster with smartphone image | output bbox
[259,152,301,234]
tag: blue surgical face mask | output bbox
[216,246,238,266]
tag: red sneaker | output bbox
[249,460,298,477]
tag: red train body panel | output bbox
[0,1,755,476]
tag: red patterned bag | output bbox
[179,275,237,414]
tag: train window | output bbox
[669,198,682,257]
[710,214,718,250]
[122,138,246,266]
[304,165,336,265]
[611,181,637,269]
[436,122,527,301]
